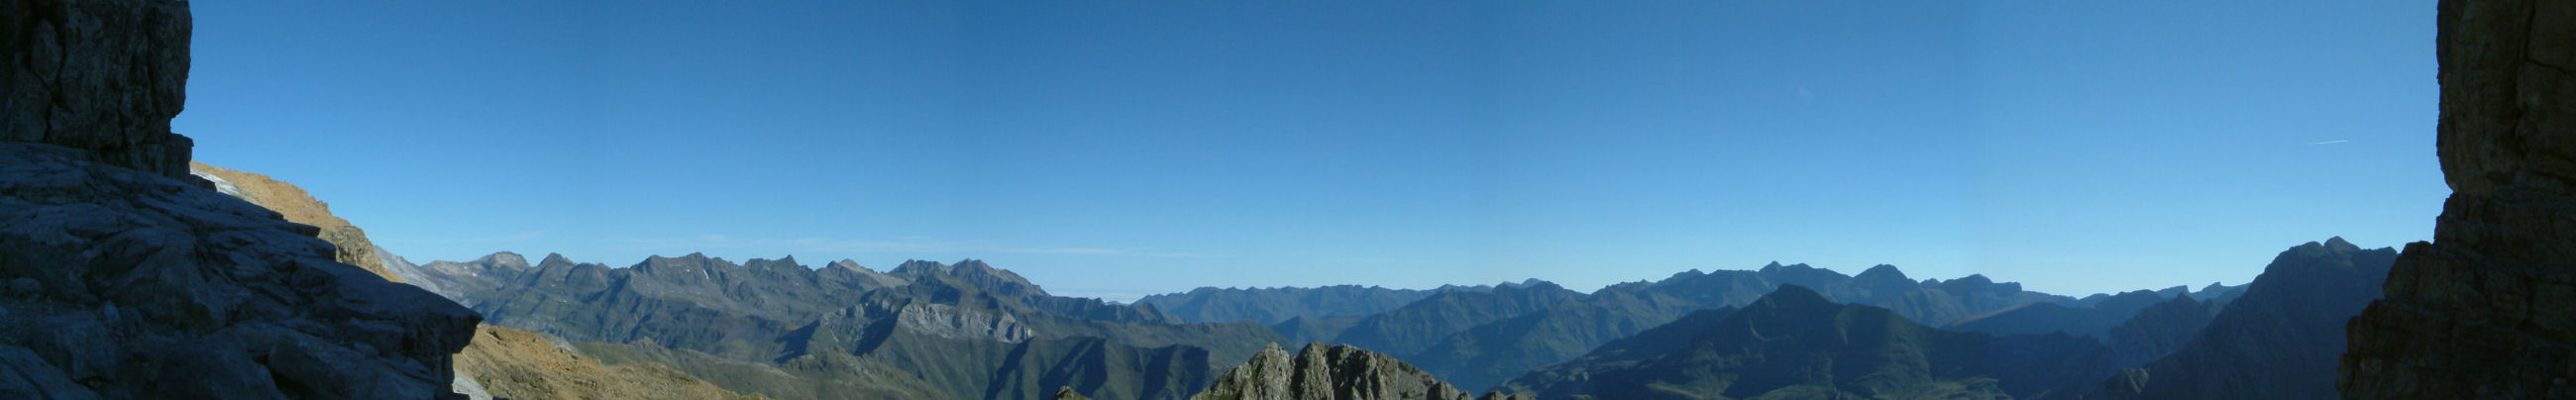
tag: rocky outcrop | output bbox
[0,142,479,398]
[187,161,400,282]
[2338,0,2576,397]
[1190,343,1529,400]
[3,0,197,181]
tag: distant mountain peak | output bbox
[538,252,578,268]
[890,258,1046,296]
[1854,264,1913,283]
[1756,284,1833,308]
[477,251,532,269]
[2323,236,2357,251]
[1953,273,1994,285]
[891,259,947,274]
[824,258,870,271]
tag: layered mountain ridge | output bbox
[413,251,1281,399]
[2091,239,2398,399]
[1496,285,2116,399]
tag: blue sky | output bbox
[177,1,2441,302]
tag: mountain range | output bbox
[401,251,1281,399]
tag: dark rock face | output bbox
[0,144,480,398]
[2339,0,2576,397]
[3,0,197,181]
[1189,343,1528,400]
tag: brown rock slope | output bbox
[193,161,760,400]
[1190,343,1529,400]
[455,325,764,400]
[2338,0,2576,397]
[186,161,398,282]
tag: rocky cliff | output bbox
[1190,343,1528,400]
[4,0,197,181]
[0,1,483,398]
[2338,0,2576,397]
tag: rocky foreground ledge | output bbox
[0,143,480,398]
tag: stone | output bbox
[2338,0,2576,398]
[6,277,37,296]
[2,0,198,181]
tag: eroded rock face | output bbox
[1189,343,1528,400]
[3,0,197,181]
[0,143,480,398]
[2337,0,2576,397]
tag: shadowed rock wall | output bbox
[4,0,196,181]
[2338,0,2576,397]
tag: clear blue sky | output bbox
[177,1,2441,302]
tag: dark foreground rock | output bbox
[0,143,480,398]
[3,0,198,181]
[0,0,481,397]
[2338,0,2576,397]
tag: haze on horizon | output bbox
[174,1,2440,302]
